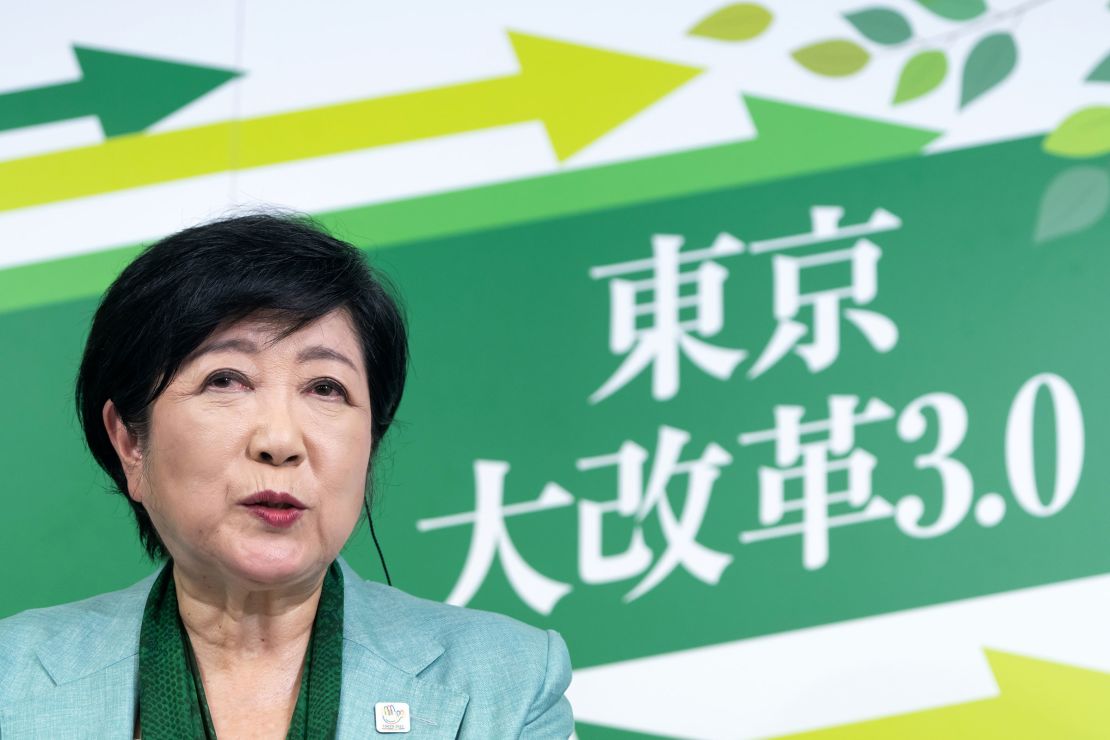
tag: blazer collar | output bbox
[334,558,470,736]
[35,569,157,685]
[34,559,445,684]
[34,563,448,687]
[336,558,446,674]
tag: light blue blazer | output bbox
[0,558,573,738]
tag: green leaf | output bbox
[1087,52,1110,82]
[688,3,773,41]
[844,8,913,45]
[893,50,948,103]
[1034,166,1110,243]
[792,40,870,77]
[1044,107,1110,158]
[960,32,1017,108]
[915,0,987,21]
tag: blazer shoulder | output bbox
[354,579,555,659]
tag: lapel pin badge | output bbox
[375,702,411,733]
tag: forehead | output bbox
[190,309,365,371]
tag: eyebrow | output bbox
[296,345,359,372]
[190,338,359,372]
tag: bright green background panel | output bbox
[0,297,152,608]
[352,137,1110,668]
[3,138,1109,678]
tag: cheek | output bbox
[172,402,250,451]
[144,405,251,502]
[311,405,372,462]
[319,440,372,495]
[312,449,370,552]
[311,420,372,502]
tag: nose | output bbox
[248,394,306,466]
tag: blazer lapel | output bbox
[0,572,156,738]
[337,641,469,739]
[336,559,469,739]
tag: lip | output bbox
[247,505,304,528]
[241,490,306,529]
[239,490,307,509]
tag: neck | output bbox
[172,561,326,667]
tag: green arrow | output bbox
[325,94,941,247]
[0,45,240,138]
[0,33,698,212]
[0,95,939,316]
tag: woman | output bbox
[0,214,573,738]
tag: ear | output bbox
[102,399,145,502]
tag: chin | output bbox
[227,544,319,586]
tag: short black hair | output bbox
[75,213,408,560]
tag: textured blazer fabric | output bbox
[0,558,573,738]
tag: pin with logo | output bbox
[375,702,411,733]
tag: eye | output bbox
[204,371,249,391]
[310,379,348,401]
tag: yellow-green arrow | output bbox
[782,650,1110,739]
[0,32,699,213]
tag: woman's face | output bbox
[117,309,372,588]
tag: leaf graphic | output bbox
[689,3,773,41]
[1034,166,1110,243]
[893,50,948,103]
[1044,107,1110,158]
[792,40,870,77]
[915,0,987,20]
[844,7,913,45]
[1087,52,1110,82]
[960,32,1017,108]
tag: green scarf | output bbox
[138,560,344,739]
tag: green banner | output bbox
[368,137,1109,669]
